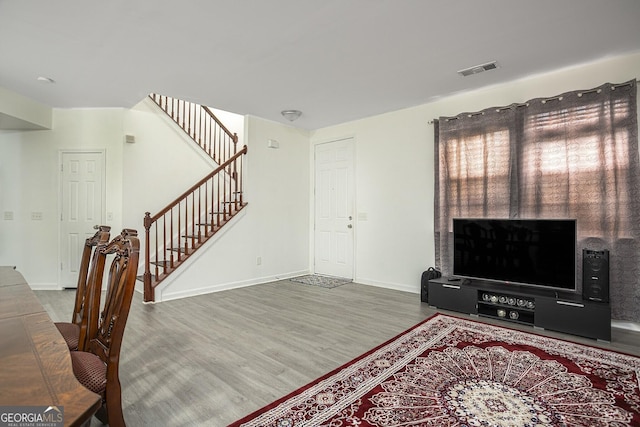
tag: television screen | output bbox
[452,218,576,291]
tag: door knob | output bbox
[347,224,353,229]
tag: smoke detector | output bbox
[457,61,499,77]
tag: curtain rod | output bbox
[428,78,639,124]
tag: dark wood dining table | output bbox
[0,266,101,427]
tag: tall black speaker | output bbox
[582,249,609,302]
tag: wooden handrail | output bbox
[147,145,247,223]
[202,106,238,143]
[149,94,239,165]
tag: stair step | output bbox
[137,273,159,281]
[167,247,192,254]
[150,260,171,267]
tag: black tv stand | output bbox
[427,277,611,341]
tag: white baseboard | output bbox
[611,320,640,332]
[151,269,310,303]
[27,283,60,291]
[354,277,417,294]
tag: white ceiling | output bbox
[1,0,640,130]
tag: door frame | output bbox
[312,136,356,279]
[57,149,106,288]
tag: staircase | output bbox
[142,94,248,302]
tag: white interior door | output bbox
[314,138,354,279]
[59,151,105,288]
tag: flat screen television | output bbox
[452,218,576,291]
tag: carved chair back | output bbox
[85,229,140,382]
[71,225,111,325]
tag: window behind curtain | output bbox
[434,81,640,323]
[521,89,636,235]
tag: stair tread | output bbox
[167,247,192,253]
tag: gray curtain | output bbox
[434,81,639,322]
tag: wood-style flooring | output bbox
[34,280,640,426]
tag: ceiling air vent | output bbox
[457,61,499,77]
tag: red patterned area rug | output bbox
[229,313,640,427]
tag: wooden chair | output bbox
[55,225,111,351]
[70,229,140,427]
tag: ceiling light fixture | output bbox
[37,76,55,83]
[457,61,499,77]
[281,110,302,122]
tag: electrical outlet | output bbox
[256,256,262,266]
[3,211,13,220]
[31,212,43,221]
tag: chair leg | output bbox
[94,405,108,425]
[104,383,126,427]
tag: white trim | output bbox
[27,282,60,291]
[355,277,417,294]
[153,269,310,302]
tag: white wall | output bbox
[149,115,311,301]
[310,110,433,293]
[0,86,52,130]
[310,52,640,295]
[121,98,216,232]
[0,108,125,288]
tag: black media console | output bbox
[427,277,611,341]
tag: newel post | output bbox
[143,212,154,302]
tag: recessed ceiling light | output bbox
[37,76,55,83]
